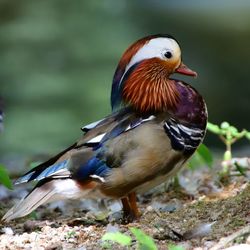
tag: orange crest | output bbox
[116,36,155,74]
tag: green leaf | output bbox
[194,144,213,168]
[29,211,38,220]
[197,144,213,167]
[234,163,247,177]
[207,122,221,134]
[246,132,250,140]
[130,227,157,250]
[188,153,203,170]
[168,244,185,250]
[102,232,131,247]
[228,126,238,135]
[0,165,13,190]
[220,121,230,130]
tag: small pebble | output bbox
[23,220,41,232]
[108,200,122,213]
[1,227,14,235]
[77,247,87,250]
[146,205,154,212]
[106,223,120,233]
[151,200,182,213]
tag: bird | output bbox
[3,34,207,222]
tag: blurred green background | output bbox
[0,0,249,166]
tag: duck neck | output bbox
[169,80,207,128]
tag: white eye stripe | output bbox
[120,37,181,85]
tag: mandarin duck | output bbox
[3,34,207,222]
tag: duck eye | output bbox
[164,51,173,59]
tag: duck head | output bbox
[111,34,197,113]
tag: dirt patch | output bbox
[0,174,249,249]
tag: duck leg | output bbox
[128,192,140,218]
[121,192,140,223]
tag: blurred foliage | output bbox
[207,122,250,155]
[130,227,158,250]
[168,245,185,250]
[188,143,213,170]
[0,0,250,167]
[102,232,132,248]
[189,121,249,181]
[207,121,250,176]
[102,227,184,249]
[102,227,158,250]
[0,164,13,189]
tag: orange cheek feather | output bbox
[122,58,179,113]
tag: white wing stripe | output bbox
[87,133,106,144]
[81,118,105,131]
